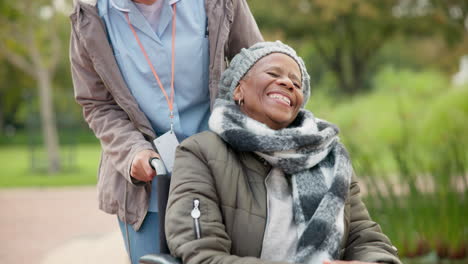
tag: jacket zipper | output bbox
[191,198,201,239]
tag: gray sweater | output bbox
[261,167,298,262]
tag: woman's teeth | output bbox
[268,94,291,106]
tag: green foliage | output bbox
[306,67,468,259]
[249,0,468,95]
[362,113,467,259]
[251,0,398,94]
[309,66,468,175]
[0,0,74,133]
[0,63,35,126]
[366,184,467,259]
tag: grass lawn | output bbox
[0,144,101,188]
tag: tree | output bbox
[251,0,397,94]
[428,0,467,34]
[250,0,468,95]
[0,0,70,173]
[0,61,34,131]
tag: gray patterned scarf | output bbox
[209,100,353,263]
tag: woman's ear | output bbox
[233,84,243,101]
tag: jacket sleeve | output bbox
[69,11,153,185]
[343,176,402,264]
[226,0,263,60]
[165,138,289,264]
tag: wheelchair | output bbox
[137,171,181,264]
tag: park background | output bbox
[0,0,467,263]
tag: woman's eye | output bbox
[294,83,302,89]
[267,72,279,77]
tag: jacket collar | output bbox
[110,0,130,11]
[239,152,271,179]
[110,0,181,12]
[110,0,182,44]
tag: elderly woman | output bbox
[164,42,401,264]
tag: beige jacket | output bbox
[166,131,401,264]
[69,0,262,230]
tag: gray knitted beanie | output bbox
[218,41,310,107]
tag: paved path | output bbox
[0,187,129,264]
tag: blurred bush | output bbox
[308,67,468,260]
[310,66,468,175]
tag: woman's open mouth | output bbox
[267,92,292,107]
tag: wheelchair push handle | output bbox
[149,157,168,176]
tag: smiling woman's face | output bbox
[233,53,304,130]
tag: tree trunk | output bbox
[0,91,4,133]
[333,58,366,95]
[334,66,354,95]
[37,67,61,174]
[0,110,4,134]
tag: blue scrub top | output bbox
[98,0,210,211]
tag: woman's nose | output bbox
[276,77,294,91]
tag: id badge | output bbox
[153,131,179,173]
[149,131,178,212]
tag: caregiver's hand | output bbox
[130,149,160,182]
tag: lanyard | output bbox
[124,4,177,132]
